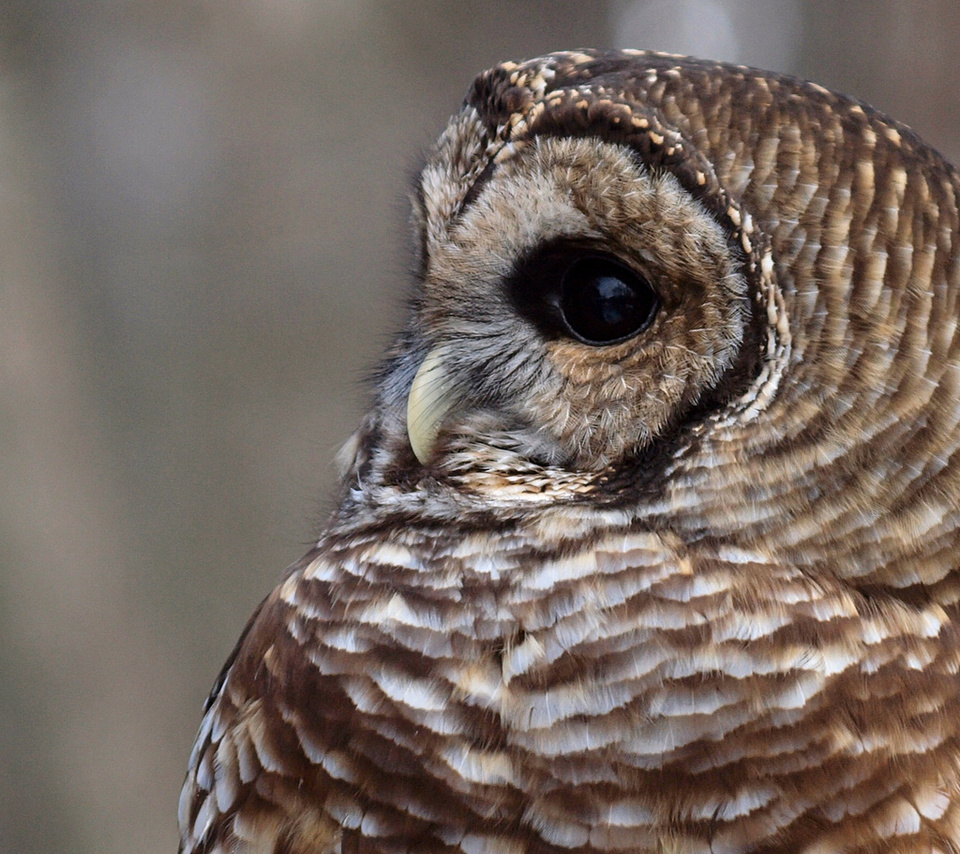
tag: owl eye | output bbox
[559,256,660,345]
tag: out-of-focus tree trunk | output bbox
[0,77,184,853]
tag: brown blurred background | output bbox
[1,2,958,852]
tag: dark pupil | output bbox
[560,256,660,345]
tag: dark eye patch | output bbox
[506,242,660,346]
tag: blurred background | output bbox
[2,1,959,852]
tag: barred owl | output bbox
[178,51,960,853]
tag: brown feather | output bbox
[179,51,960,853]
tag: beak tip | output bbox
[407,418,436,465]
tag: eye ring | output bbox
[559,255,660,345]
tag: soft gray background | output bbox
[2,2,958,852]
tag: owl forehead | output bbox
[418,117,684,250]
[415,57,743,270]
[419,135,733,303]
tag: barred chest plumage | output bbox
[184,486,960,852]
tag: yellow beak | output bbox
[406,347,459,464]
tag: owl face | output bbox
[407,135,749,472]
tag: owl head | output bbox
[342,50,960,591]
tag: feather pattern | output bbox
[179,51,960,853]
